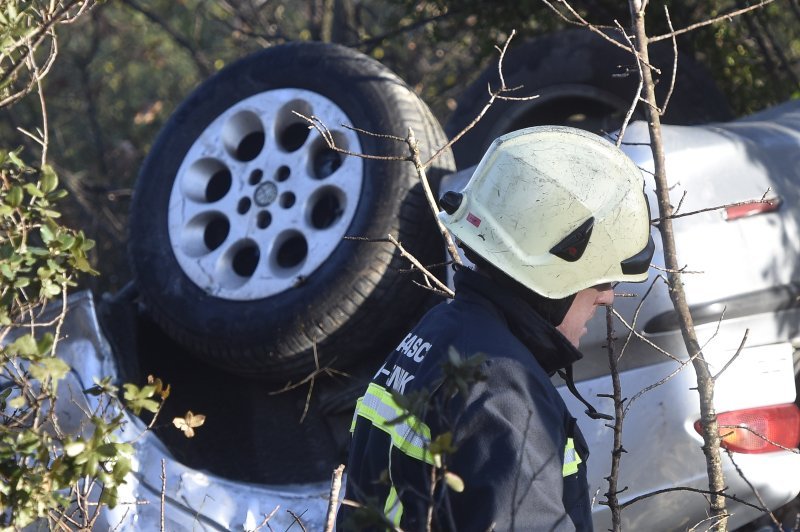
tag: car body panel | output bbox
[11,100,800,531]
[441,100,800,530]
[15,291,330,531]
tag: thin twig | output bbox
[404,127,462,268]
[423,30,532,168]
[649,264,704,275]
[711,329,749,381]
[387,234,454,297]
[160,459,166,532]
[292,112,408,162]
[660,6,678,117]
[540,1,630,53]
[651,194,779,224]
[650,0,777,43]
[611,308,680,362]
[673,190,688,217]
[720,425,800,454]
[724,449,784,529]
[621,352,699,418]
[618,486,763,511]
[620,302,728,417]
[285,509,308,532]
[613,21,644,147]
[688,514,731,532]
[617,275,665,361]
[410,279,452,297]
[268,352,349,424]
[253,505,280,532]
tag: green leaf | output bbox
[7,150,25,169]
[42,281,62,297]
[11,334,37,356]
[39,224,55,244]
[112,455,132,480]
[8,395,26,409]
[96,443,118,458]
[99,487,119,509]
[23,183,43,198]
[0,387,9,410]
[73,255,95,274]
[37,333,54,355]
[123,383,160,414]
[29,357,70,382]
[46,189,68,201]
[40,166,58,193]
[428,432,457,456]
[116,442,134,457]
[6,185,23,207]
[64,441,86,457]
[137,398,159,414]
[0,262,14,279]
[57,233,75,249]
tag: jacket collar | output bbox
[453,267,583,374]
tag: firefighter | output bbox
[339,126,654,531]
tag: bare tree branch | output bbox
[160,459,166,532]
[618,486,763,512]
[651,194,779,224]
[649,0,776,43]
[711,330,749,381]
[423,30,537,168]
[388,234,454,297]
[603,305,624,530]
[629,1,728,508]
[612,21,643,147]
[720,425,800,454]
[268,347,349,423]
[660,6,679,116]
[725,449,785,530]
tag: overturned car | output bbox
[12,34,800,530]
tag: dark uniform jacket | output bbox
[339,267,593,531]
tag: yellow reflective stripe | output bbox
[562,437,583,477]
[354,383,434,465]
[350,396,363,433]
[384,486,404,526]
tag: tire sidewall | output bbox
[129,43,423,359]
[446,29,732,167]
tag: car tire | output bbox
[445,28,733,167]
[128,42,454,380]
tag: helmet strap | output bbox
[557,366,613,421]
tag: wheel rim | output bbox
[167,88,363,300]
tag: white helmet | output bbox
[439,126,653,299]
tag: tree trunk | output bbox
[628,1,728,529]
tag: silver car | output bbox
[11,40,800,530]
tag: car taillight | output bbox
[693,403,800,454]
